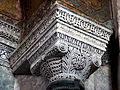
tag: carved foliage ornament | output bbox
[30,41,102,84]
[10,5,112,68]
[9,6,112,88]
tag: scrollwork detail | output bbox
[54,40,68,53]
[30,42,102,84]
[71,55,87,71]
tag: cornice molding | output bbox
[9,5,113,86]
[0,19,20,48]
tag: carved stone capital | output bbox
[30,40,69,75]
[9,4,113,90]
[30,40,102,85]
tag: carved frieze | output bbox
[10,5,112,69]
[9,4,112,89]
[0,19,20,48]
[0,43,14,67]
[30,40,102,84]
[57,0,111,22]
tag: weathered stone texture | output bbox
[85,73,94,90]
[85,65,112,90]
[117,0,120,43]
[0,66,14,90]
[14,76,48,90]
[117,0,120,90]
[13,65,112,90]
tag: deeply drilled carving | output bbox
[30,40,102,87]
[0,43,14,67]
[9,4,112,90]
[0,19,20,48]
[10,5,112,70]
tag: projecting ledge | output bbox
[9,6,112,88]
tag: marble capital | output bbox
[9,4,113,89]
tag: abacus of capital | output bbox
[9,4,113,90]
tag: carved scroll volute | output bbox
[30,40,69,76]
[30,40,103,87]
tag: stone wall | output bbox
[14,65,112,90]
[14,76,48,90]
[85,65,112,90]
[117,0,120,89]
[117,0,120,50]
[117,0,120,37]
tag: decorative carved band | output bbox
[0,43,14,67]
[9,5,112,69]
[55,7,112,41]
[0,19,20,48]
[9,5,112,86]
[30,40,102,85]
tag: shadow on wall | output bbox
[108,31,119,90]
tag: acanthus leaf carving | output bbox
[30,40,102,86]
